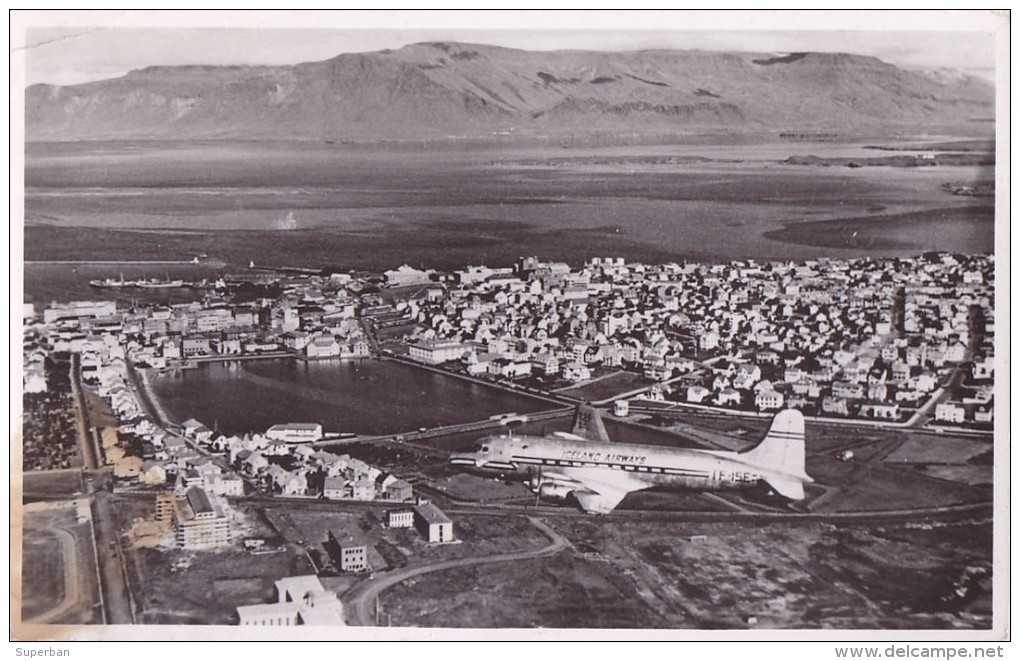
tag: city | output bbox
[14,13,1003,642]
[21,251,995,629]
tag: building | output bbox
[755,390,785,411]
[181,336,212,358]
[155,490,176,523]
[384,264,431,287]
[265,423,323,444]
[306,334,341,358]
[407,340,468,365]
[935,402,966,424]
[386,509,414,529]
[413,501,454,544]
[328,529,369,573]
[43,300,117,324]
[174,486,231,549]
[236,575,344,626]
[323,476,347,500]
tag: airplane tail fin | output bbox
[741,409,812,499]
[570,405,611,443]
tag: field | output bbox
[113,496,314,625]
[20,528,67,621]
[885,435,992,464]
[20,502,103,625]
[382,516,993,629]
[22,470,84,501]
[554,371,649,402]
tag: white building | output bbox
[236,575,344,626]
[265,423,323,444]
[755,390,785,411]
[408,340,468,365]
[935,402,966,424]
[414,501,454,543]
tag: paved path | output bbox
[343,516,571,626]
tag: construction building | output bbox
[174,486,231,549]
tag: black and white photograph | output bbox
[10,9,1009,645]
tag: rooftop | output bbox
[185,486,215,516]
[414,501,452,524]
[268,423,322,431]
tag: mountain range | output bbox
[25,42,995,141]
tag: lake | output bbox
[147,357,553,436]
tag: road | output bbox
[309,407,571,451]
[90,492,135,624]
[343,516,571,626]
[69,354,101,471]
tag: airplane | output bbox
[449,406,814,514]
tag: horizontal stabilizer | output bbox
[764,475,806,501]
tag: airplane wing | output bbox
[544,466,644,514]
[573,488,628,515]
[570,405,612,443]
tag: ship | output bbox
[89,274,128,288]
[134,276,185,289]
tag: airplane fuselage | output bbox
[450,433,767,495]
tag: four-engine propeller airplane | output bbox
[449,406,813,514]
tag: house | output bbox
[377,474,413,502]
[281,331,311,351]
[350,478,376,501]
[974,406,994,423]
[241,452,269,476]
[754,390,785,411]
[323,476,347,500]
[561,362,591,382]
[686,385,710,404]
[861,402,900,420]
[715,388,741,407]
[972,356,995,381]
[822,396,850,417]
[139,461,168,486]
[935,402,965,424]
[831,381,865,400]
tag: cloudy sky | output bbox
[15,11,1001,87]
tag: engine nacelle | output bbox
[538,483,574,501]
